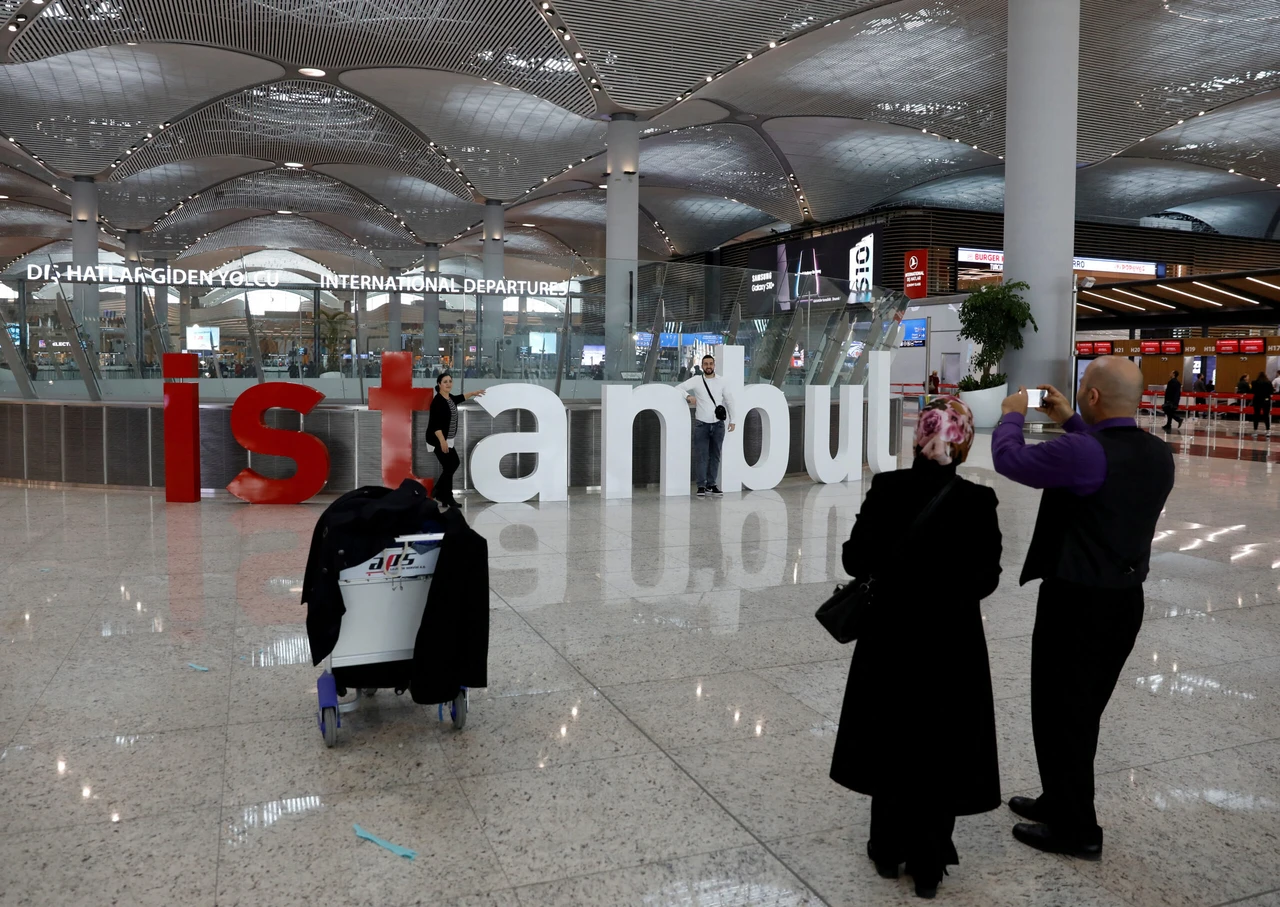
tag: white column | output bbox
[387,265,403,352]
[70,177,100,352]
[1002,0,1080,397]
[178,287,190,350]
[423,243,441,369]
[605,113,639,380]
[482,200,504,373]
[124,229,142,371]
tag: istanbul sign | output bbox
[162,347,898,505]
[28,264,572,297]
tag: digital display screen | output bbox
[899,319,927,348]
[746,225,883,314]
[186,325,220,351]
[581,344,605,366]
[528,332,558,356]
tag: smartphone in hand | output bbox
[1026,388,1046,409]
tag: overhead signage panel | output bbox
[957,249,1159,276]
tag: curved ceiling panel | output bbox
[702,0,1007,152]
[13,0,594,115]
[764,117,997,221]
[640,188,774,255]
[312,164,488,243]
[551,0,895,109]
[1078,0,1280,162]
[149,209,271,254]
[112,81,471,200]
[1118,92,1280,185]
[0,45,283,175]
[501,228,577,259]
[874,165,1004,213]
[1076,159,1269,223]
[1166,191,1280,240]
[0,202,73,238]
[156,168,411,239]
[643,100,731,136]
[304,212,420,252]
[3,240,125,276]
[0,164,69,211]
[636,125,797,223]
[95,157,274,230]
[177,213,379,263]
[507,189,667,259]
[341,70,605,200]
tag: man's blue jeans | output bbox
[694,420,726,488]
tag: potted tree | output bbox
[957,281,1037,428]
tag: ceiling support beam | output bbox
[1003,0,1081,398]
[71,176,101,354]
[605,113,639,380]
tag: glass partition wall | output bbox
[0,253,910,402]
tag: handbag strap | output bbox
[905,476,960,536]
[701,374,717,405]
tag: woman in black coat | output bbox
[1250,371,1273,434]
[831,395,1002,899]
[426,372,485,506]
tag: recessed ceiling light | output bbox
[521,223,536,227]
[299,68,326,78]
[284,162,304,168]
[277,210,293,215]
[598,183,607,189]
[0,195,8,199]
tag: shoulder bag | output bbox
[702,375,728,421]
[815,477,959,644]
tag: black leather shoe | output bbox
[1012,822,1103,860]
[1008,796,1045,822]
[866,841,899,879]
[904,863,944,899]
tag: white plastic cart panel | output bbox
[332,541,441,668]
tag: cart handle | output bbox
[394,533,446,543]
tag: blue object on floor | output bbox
[353,823,416,860]
[187,663,209,672]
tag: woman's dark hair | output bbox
[435,370,453,389]
[1258,372,1270,384]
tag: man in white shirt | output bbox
[678,354,737,496]
[1272,371,1280,395]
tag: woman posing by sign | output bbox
[427,373,485,507]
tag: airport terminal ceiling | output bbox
[2,0,1280,277]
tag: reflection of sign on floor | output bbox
[619,371,643,380]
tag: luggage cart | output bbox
[315,532,467,747]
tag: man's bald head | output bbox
[1078,356,1144,425]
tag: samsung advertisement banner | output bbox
[745,225,884,315]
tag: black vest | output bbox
[1021,426,1175,588]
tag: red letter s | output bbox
[227,383,330,504]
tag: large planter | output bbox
[959,383,1008,429]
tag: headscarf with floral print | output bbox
[914,395,975,466]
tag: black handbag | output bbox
[702,375,728,421]
[815,477,959,644]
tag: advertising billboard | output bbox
[186,325,220,351]
[746,225,884,314]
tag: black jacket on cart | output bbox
[302,479,437,665]
[409,505,490,704]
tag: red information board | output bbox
[1241,338,1265,354]
[1076,342,1095,355]
[1216,339,1240,354]
[1140,341,1161,355]
[1161,340,1183,355]
[904,250,929,299]
[1094,341,1113,355]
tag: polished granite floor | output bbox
[2,423,1279,907]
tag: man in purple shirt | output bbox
[992,356,1175,860]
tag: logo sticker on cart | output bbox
[367,553,415,572]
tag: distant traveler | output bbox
[1162,370,1184,432]
[993,358,1175,860]
[1237,373,1251,395]
[832,396,1001,899]
[678,353,736,497]
[1272,371,1280,394]
[1192,375,1206,394]
[1250,371,1272,434]
[426,372,486,508]
[928,371,941,395]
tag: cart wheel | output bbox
[321,706,338,747]
[360,688,378,698]
[451,690,468,730]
